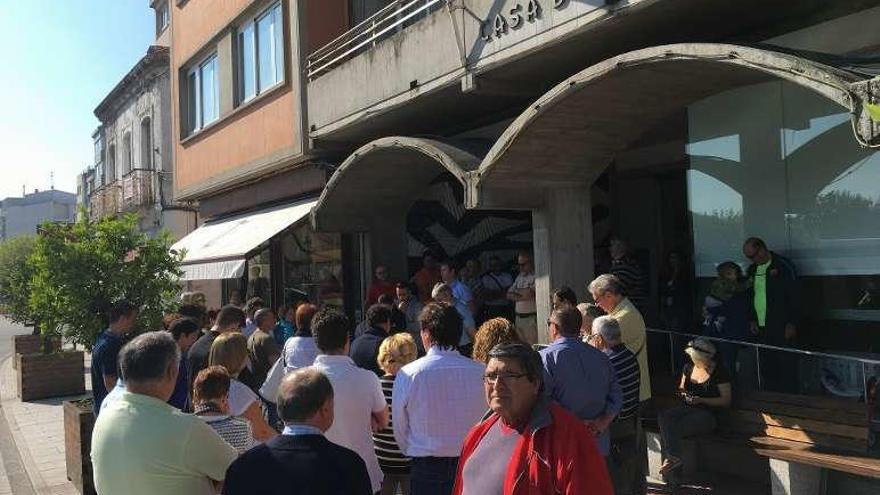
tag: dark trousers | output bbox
[658,405,717,460]
[410,457,458,495]
[759,330,799,393]
[609,417,644,495]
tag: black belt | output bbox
[516,312,537,318]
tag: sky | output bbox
[0,1,155,200]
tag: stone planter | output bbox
[16,351,85,401]
[11,335,41,370]
[64,399,96,495]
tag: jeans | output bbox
[380,472,411,495]
[410,457,458,495]
[658,404,717,460]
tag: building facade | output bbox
[170,0,880,353]
[85,8,195,242]
[0,189,76,241]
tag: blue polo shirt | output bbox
[91,329,125,415]
[539,336,623,455]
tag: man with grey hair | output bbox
[92,332,237,495]
[223,369,372,495]
[589,316,643,494]
[589,273,651,403]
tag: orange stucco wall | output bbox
[170,0,350,196]
[171,0,294,195]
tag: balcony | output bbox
[305,0,835,143]
[88,183,122,221]
[120,169,156,212]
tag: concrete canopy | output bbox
[467,43,879,209]
[311,136,481,232]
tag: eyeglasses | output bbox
[483,372,528,385]
[586,333,598,342]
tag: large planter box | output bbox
[11,335,41,370]
[16,351,86,401]
[64,400,96,495]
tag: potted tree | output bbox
[0,235,42,368]
[27,214,182,495]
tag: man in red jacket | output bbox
[453,343,613,495]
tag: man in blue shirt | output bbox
[539,307,622,456]
[91,300,137,415]
[167,317,201,410]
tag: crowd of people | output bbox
[87,236,794,494]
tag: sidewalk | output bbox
[0,352,86,495]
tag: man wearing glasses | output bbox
[743,237,799,392]
[453,343,613,495]
[507,251,537,344]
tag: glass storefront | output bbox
[279,223,344,308]
[686,80,880,350]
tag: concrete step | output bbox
[648,470,770,495]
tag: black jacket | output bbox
[223,434,372,495]
[746,251,799,343]
[349,326,386,377]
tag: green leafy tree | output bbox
[0,235,37,325]
[29,214,183,350]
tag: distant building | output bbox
[0,189,76,240]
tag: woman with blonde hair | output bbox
[658,337,731,477]
[471,317,522,364]
[209,333,276,442]
[374,333,419,495]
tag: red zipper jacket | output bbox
[453,397,613,495]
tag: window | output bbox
[156,1,170,35]
[688,80,880,277]
[140,118,152,170]
[107,144,116,183]
[186,53,219,134]
[237,2,284,104]
[122,132,133,175]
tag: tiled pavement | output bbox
[0,352,85,495]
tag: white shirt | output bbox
[283,336,319,371]
[392,347,486,458]
[510,272,536,314]
[313,355,386,493]
[228,379,258,416]
[100,379,126,413]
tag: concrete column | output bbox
[769,458,825,495]
[368,210,409,288]
[532,187,594,344]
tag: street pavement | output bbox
[0,317,81,495]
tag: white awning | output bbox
[171,199,317,281]
[179,259,247,281]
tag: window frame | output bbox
[235,1,285,106]
[185,52,220,136]
[156,1,170,36]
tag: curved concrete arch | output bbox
[468,43,876,208]
[311,136,481,232]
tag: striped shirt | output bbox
[610,258,647,313]
[373,376,410,473]
[199,415,256,455]
[606,344,640,421]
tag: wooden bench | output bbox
[646,390,880,494]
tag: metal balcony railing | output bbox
[306,0,446,80]
[88,183,122,221]
[121,169,155,211]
